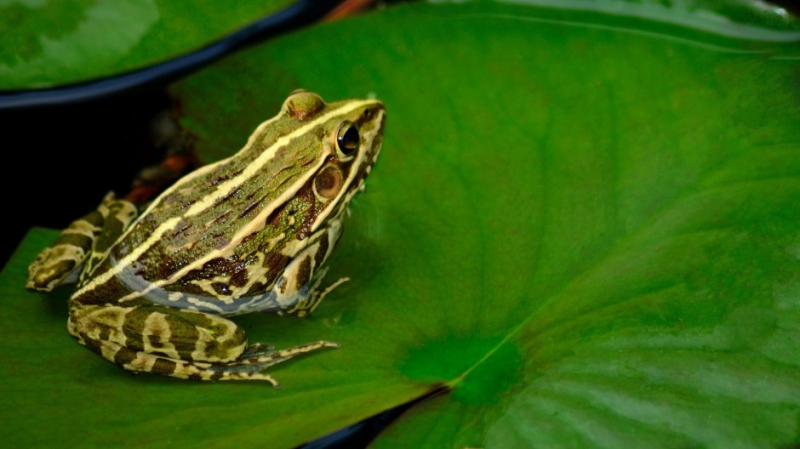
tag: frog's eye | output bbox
[313,165,344,201]
[336,121,360,158]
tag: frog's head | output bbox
[279,90,385,236]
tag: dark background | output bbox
[2,88,172,267]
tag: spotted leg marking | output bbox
[68,303,337,386]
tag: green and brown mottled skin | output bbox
[27,91,386,386]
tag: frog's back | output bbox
[76,92,384,313]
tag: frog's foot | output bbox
[26,212,105,291]
[27,245,88,292]
[26,195,137,292]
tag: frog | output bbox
[26,90,386,387]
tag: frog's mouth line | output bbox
[310,105,385,235]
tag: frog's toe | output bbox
[218,340,340,385]
[235,340,340,369]
[240,343,275,358]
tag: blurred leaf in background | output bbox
[0,0,297,89]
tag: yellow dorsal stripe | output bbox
[77,162,225,286]
[184,99,376,218]
[72,217,182,298]
[114,153,329,303]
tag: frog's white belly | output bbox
[149,286,286,316]
[115,266,292,316]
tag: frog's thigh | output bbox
[69,304,334,384]
[135,305,248,363]
[70,304,248,364]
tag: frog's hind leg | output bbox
[93,339,336,386]
[26,195,137,292]
[68,304,337,386]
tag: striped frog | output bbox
[26,91,385,387]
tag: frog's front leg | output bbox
[68,303,337,386]
[281,268,350,318]
[276,221,350,318]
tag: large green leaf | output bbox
[3,1,800,448]
[0,0,294,90]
